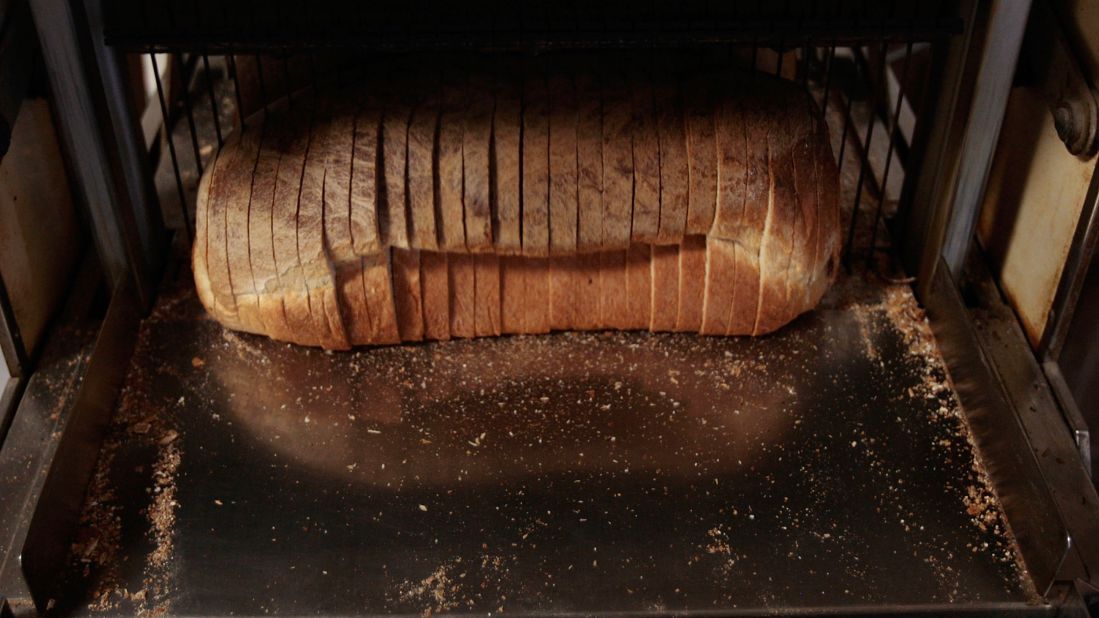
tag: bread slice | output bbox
[549,256,576,331]
[601,68,632,250]
[192,144,217,323]
[624,242,652,329]
[420,250,450,341]
[629,72,660,244]
[203,125,240,327]
[493,63,523,254]
[247,108,295,342]
[407,73,440,251]
[684,75,718,235]
[350,86,383,257]
[521,258,551,333]
[728,79,767,335]
[448,252,476,338]
[225,117,264,335]
[655,79,689,244]
[473,253,502,336]
[361,252,401,344]
[649,243,679,331]
[701,235,736,335]
[575,70,604,252]
[790,95,820,322]
[438,71,468,252]
[298,93,350,349]
[674,235,706,332]
[392,247,423,341]
[711,75,747,241]
[572,252,602,331]
[754,80,798,336]
[380,79,412,249]
[522,71,550,257]
[599,249,629,329]
[548,71,579,255]
[500,254,525,334]
[323,97,377,346]
[464,72,495,252]
[270,103,315,344]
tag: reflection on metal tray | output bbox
[53,272,1037,616]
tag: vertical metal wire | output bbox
[150,52,192,241]
[835,59,855,174]
[820,45,837,115]
[176,53,205,176]
[202,54,224,147]
[255,54,270,114]
[227,54,247,127]
[866,42,914,267]
[843,40,889,266]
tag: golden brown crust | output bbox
[624,242,652,329]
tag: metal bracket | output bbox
[1025,2,1099,159]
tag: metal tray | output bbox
[26,269,1046,616]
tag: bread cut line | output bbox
[193,65,840,349]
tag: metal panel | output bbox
[940,0,1032,281]
[0,273,141,613]
[27,0,165,307]
[924,252,1099,597]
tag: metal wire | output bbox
[866,40,914,267]
[202,54,223,147]
[227,54,247,127]
[843,40,889,267]
[177,53,205,176]
[149,52,192,241]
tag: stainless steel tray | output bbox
[33,271,1042,616]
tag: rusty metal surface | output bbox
[53,273,1039,616]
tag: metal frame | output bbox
[27,0,165,308]
[899,0,1099,605]
[3,0,1099,613]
